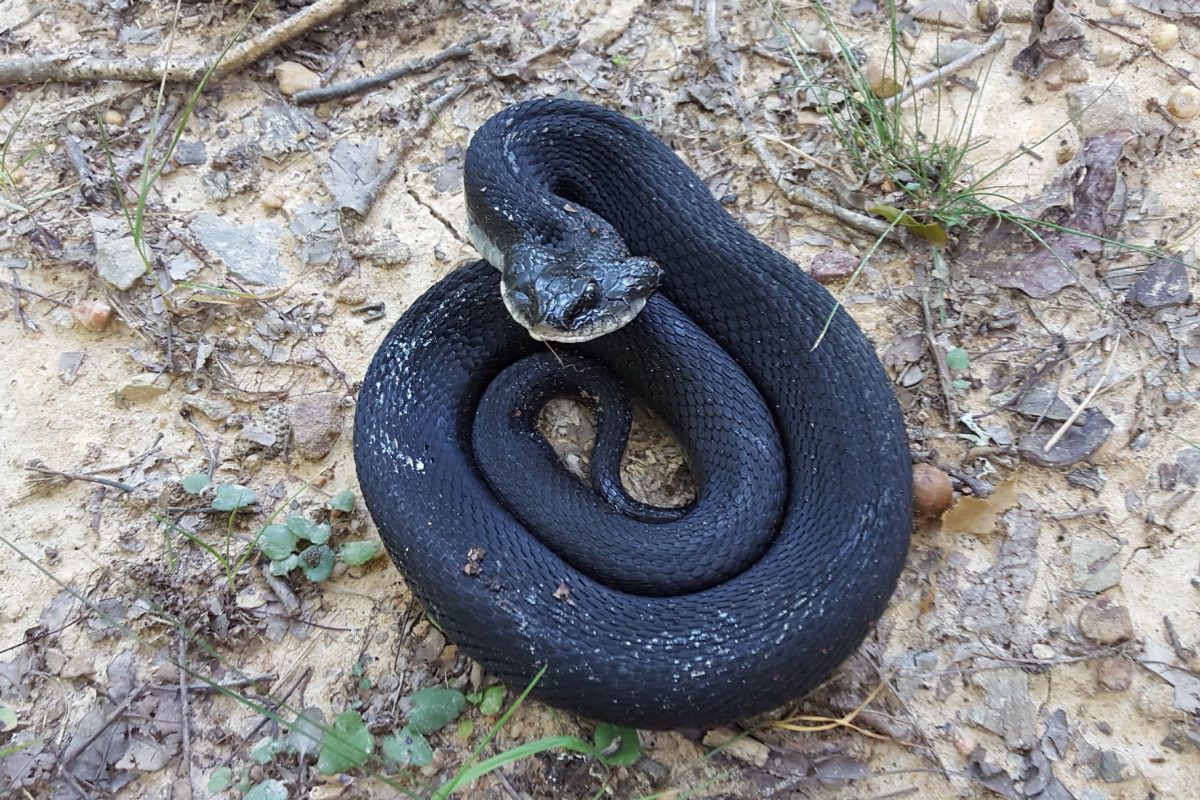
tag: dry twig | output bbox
[293,33,485,105]
[702,0,895,241]
[885,29,1006,108]
[0,0,363,85]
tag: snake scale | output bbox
[354,99,912,730]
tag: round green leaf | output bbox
[287,515,331,545]
[299,545,335,582]
[206,766,233,792]
[328,490,356,512]
[249,736,280,765]
[945,346,970,372]
[408,687,466,734]
[269,553,301,576]
[477,685,505,716]
[338,539,382,566]
[212,484,256,512]
[257,524,298,561]
[182,473,211,495]
[593,723,640,767]
[381,726,432,768]
[317,709,373,775]
[243,779,287,800]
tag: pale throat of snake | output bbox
[468,202,662,343]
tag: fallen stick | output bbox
[293,33,485,105]
[886,28,1006,107]
[703,0,895,241]
[0,0,363,85]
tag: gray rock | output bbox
[1078,596,1133,644]
[1128,258,1190,308]
[1019,407,1113,467]
[1071,538,1121,593]
[189,213,287,286]
[117,373,171,401]
[1066,85,1140,138]
[90,215,146,290]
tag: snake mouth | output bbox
[524,296,649,342]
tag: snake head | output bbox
[502,241,661,343]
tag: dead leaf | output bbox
[1013,0,1085,77]
[957,130,1133,297]
[1018,407,1114,468]
[940,478,1019,534]
[1141,639,1200,714]
[323,138,400,216]
[869,205,949,246]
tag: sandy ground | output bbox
[2,0,1200,798]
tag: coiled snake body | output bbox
[354,99,912,729]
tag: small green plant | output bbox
[158,476,375,590]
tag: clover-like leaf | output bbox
[212,483,256,512]
[287,515,331,545]
[206,766,233,792]
[381,726,433,768]
[476,685,505,716]
[408,687,466,734]
[269,553,301,576]
[593,722,641,767]
[182,473,211,494]
[243,779,287,800]
[287,706,327,760]
[299,544,335,582]
[338,539,381,566]
[329,490,356,512]
[316,709,373,775]
[257,524,299,561]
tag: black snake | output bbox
[354,99,912,730]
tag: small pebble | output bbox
[1150,23,1179,53]
[1043,72,1065,92]
[273,61,320,96]
[336,280,369,306]
[866,61,902,99]
[976,0,1000,29]
[71,299,113,331]
[1095,44,1122,67]
[102,108,125,127]
[702,728,771,767]
[809,250,859,283]
[1107,0,1127,16]
[260,189,287,210]
[1166,86,1200,121]
[1096,657,1132,691]
[913,463,954,516]
[1061,60,1089,84]
[1078,596,1133,644]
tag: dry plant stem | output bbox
[1042,333,1121,452]
[1082,16,1200,91]
[703,0,895,241]
[60,685,147,766]
[885,29,1006,108]
[178,634,195,800]
[0,277,71,307]
[24,463,136,493]
[292,33,485,105]
[916,258,958,425]
[0,0,363,85]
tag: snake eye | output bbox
[560,280,602,327]
[580,280,601,307]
